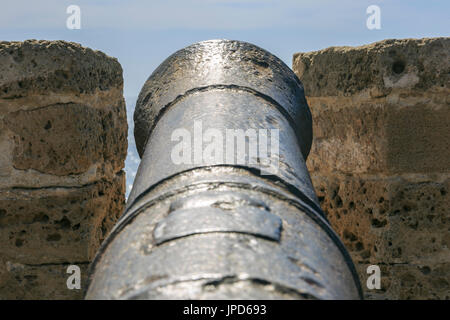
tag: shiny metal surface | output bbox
[86,40,362,300]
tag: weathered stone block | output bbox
[293,38,449,98]
[0,40,127,299]
[293,38,449,299]
[0,257,89,300]
[294,38,450,175]
[356,262,450,300]
[0,174,125,265]
[313,174,449,264]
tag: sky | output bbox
[1,0,448,195]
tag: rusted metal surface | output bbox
[86,40,362,300]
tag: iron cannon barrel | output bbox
[86,40,362,299]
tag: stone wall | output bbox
[0,40,127,299]
[293,38,449,299]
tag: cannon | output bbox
[85,40,362,299]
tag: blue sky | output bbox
[1,0,448,98]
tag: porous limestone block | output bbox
[294,38,449,299]
[0,40,127,299]
[293,38,450,175]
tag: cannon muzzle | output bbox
[86,40,362,299]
